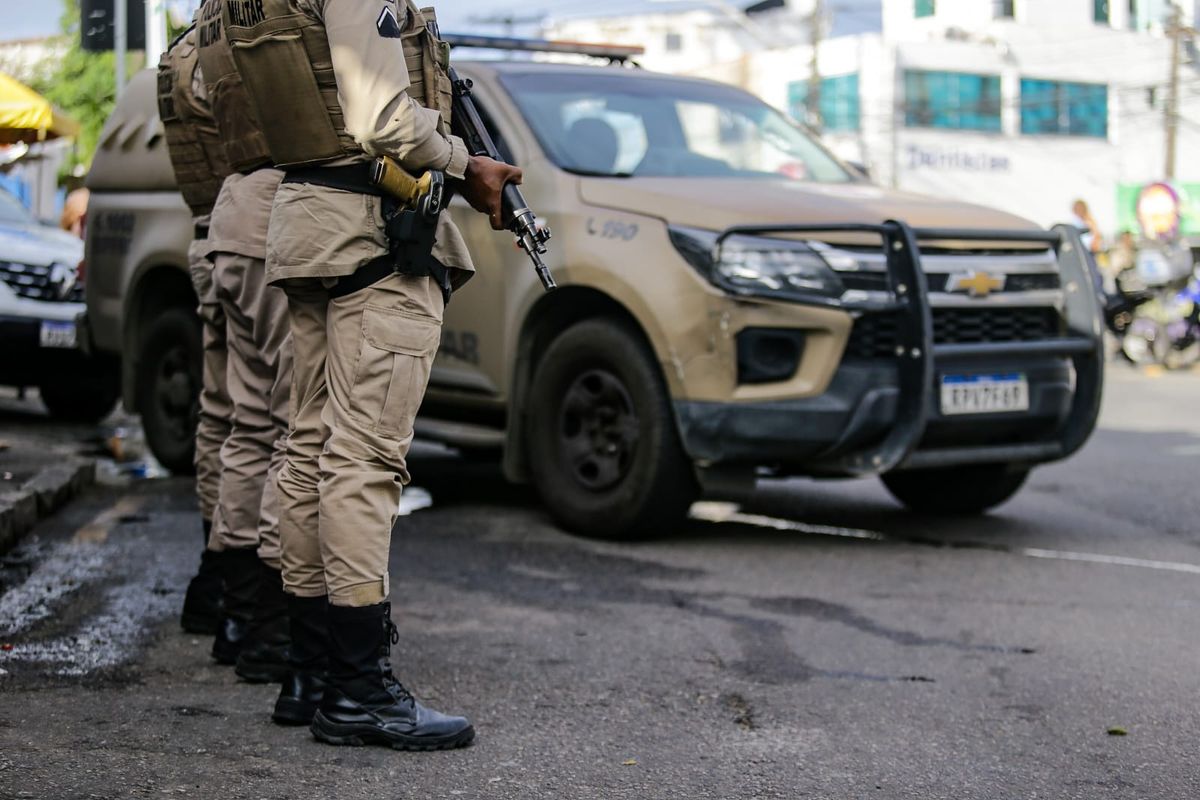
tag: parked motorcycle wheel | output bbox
[1121,320,1168,365]
[1164,339,1200,370]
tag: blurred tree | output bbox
[30,0,144,171]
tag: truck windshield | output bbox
[500,71,851,182]
[0,189,34,224]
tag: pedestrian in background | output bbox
[58,187,88,239]
[1071,199,1104,255]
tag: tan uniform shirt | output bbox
[266,0,473,284]
[209,169,285,261]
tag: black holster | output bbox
[281,165,452,303]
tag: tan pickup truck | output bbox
[81,44,1104,539]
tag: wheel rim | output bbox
[154,343,198,443]
[556,368,639,491]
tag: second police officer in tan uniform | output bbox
[156,25,232,639]
[224,0,520,749]
[193,0,294,685]
[158,18,293,680]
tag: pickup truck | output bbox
[81,47,1104,539]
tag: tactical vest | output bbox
[194,0,272,172]
[223,0,454,169]
[157,24,232,217]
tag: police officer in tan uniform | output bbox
[224,0,519,749]
[193,0,293,686]
[156,25,233,637]
[159,20,293,681]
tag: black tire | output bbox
[881,464,1030,515]
[526,317,698,540]
[135,306,202,474]
[39,357,120,423]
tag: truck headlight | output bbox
[669,226,847,302]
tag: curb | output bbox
[0,459,96,557]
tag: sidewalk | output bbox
[0,412,96,556]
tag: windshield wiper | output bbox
[564,167,634,179]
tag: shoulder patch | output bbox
[377,7,403,38]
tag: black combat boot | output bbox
[180,521,223,635]
[234,561,291,683]
[310,603,474,751]
[273,594,329,726]
[211,547,261,665]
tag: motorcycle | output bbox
[1163,267,1200,369]
[1105,268,1165,365]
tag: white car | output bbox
[0,187,118,422]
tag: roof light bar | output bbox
[442,33,645,62]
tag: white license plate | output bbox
[39,320,77,349]
[940,373,1029,416]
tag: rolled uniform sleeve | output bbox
[319,0,468,179]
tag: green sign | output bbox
[1117,182,1200,239]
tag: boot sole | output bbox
[310,712,474,751]
[272,697,319,726]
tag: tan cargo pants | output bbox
[186,229,231,539]
[210,253,292,569]
[275,272,443,607]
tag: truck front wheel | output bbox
[526,318,698,540]
[135,307,201,474]
[881,464,1030,515]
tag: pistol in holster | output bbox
[369,156,452,303]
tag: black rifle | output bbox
[449,67,556,291]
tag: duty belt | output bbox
[281,164,450,302]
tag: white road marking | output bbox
[689,502,885,541]
[689,502,1200,577]
[1020,548,1200,575]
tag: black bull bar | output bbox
[713,220,1105,476]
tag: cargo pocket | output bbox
[354,305,441,437]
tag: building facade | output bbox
[546,0,1200,240]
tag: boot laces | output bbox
[379,617,414,704]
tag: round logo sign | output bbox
[1136,182,1182,241]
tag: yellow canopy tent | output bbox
[0,71,81,145]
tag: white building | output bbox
[546,0,1200,239]
[0,37,68,86]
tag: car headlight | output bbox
[669,226,850,302]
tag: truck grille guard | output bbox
[714,221,1105,476]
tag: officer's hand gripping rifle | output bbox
[449,67,556,291]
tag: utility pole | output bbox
[1166,2,1183,180]
[807,0,825,132]
[114,0,126,99]
[145,0,167,70]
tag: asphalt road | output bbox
[0,367,1197,799]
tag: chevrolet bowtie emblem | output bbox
[946,271,1005,298]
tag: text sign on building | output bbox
[81,0,147,52]
[906,145,1011,173]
